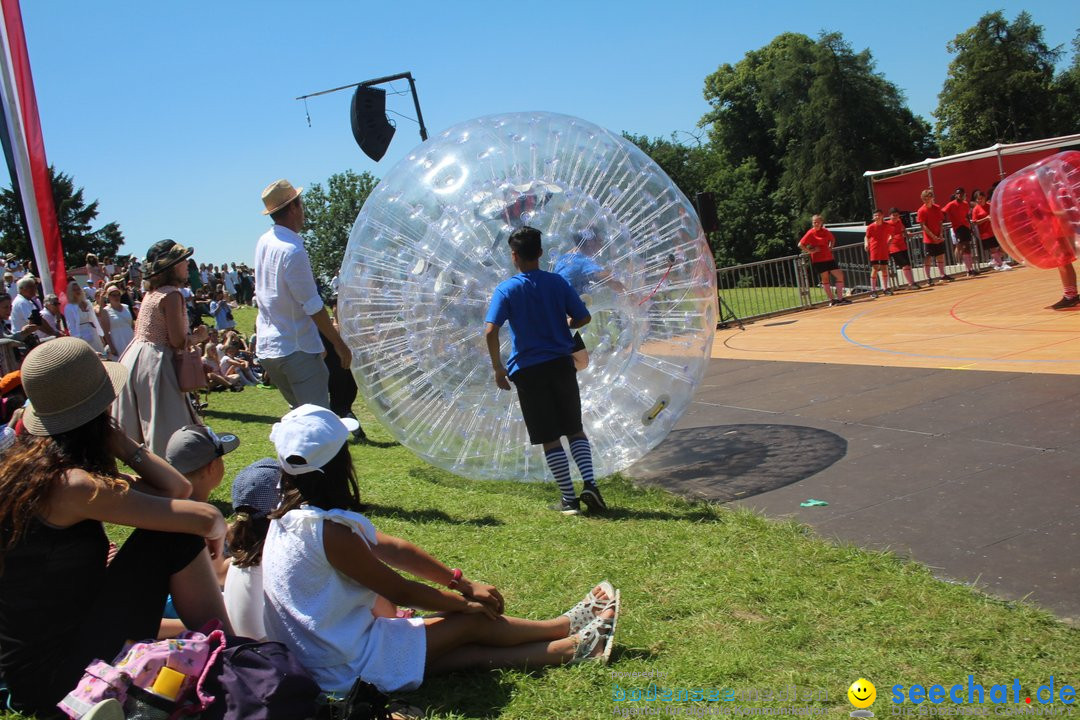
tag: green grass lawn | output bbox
[718,286,829,320]
[5,305,1077,719]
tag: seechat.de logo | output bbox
[848,678,877,718]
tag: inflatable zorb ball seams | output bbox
[338,112,717,481]
[990,150,1080,270]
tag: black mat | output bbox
[626,359,1080,621]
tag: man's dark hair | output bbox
[269,197,299,224]
[508,226,542,261]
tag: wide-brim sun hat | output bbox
[142,239,195,279]
[261,179,303,215]
[21,337,128,436]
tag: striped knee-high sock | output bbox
[544,446,577,501]
[569,437,596,488]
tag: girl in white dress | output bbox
[261,405,618,695]
[99,284,135,360]
[63,282,105,354]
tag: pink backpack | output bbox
[58,623,226,720]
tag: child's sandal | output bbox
[563,581,616,634]
[569,597,619,665]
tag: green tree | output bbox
[623,132,714,201]
[301,170,379,284]
[708,159,791,266]
[935,11,1061,154]
[0,165,124,269]
[1052,30,1080,135]
[700,31,933,260]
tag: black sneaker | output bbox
[926,278,935,286]
[942,275,955,282]
[828,299,839,306]
[839,297,852,304]
[580,485,608,513]
[550,497,581,515]
[346,412,367,441]
[884,289,894,296]
[870,292,879,299]
[1051,296,1080,310]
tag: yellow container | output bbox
[151,666,187,701]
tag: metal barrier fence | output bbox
[716,225,1006,323]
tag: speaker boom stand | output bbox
[717,293,744,330]
[297,71,429,143]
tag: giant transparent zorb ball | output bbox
[338,112,717,480]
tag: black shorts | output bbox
[924,241,946,257]
[953,226,973,245]
[811,259,839,275]
[511,356,583,445]
[870,259,889,267]
[981,235,1000,250]
[890,250,912,267]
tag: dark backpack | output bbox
[316,677,398,720]
[200,640,320,720]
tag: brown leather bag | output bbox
[174,343,208,392]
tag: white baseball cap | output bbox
[269,404,359,475]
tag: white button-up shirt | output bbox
[11,293,48,341]
[254,224,324,359]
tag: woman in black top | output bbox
[0,337,231,717]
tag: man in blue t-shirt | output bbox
[484,226,606,515]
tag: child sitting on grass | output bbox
[223,456,417,640]
[222,457,280,640]
[261,404,620,695]
[202,343,242,392]
[221,340,259,386]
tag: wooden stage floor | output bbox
[713,265,1080,375]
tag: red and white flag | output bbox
[0,0,64,296]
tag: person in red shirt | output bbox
[887,208,919,290]
[970,188,1011,272]
[942,187,980,277]
[916,188,954,285]
[864,209,893,298]
[799,214,849,306]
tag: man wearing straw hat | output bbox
[255,179,351,409]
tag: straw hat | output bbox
[142,239,194,279]
[261,179,303,215]
[21,337,128,436]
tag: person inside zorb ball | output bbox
[337,112,717,485]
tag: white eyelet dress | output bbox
[261,507,427,694]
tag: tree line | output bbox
[629,11,1080,267]
[2,11,1076,275]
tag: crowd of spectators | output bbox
[0,178,622,720]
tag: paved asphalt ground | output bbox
[627,357,1080,621]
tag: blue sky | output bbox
[5,0,1077,266]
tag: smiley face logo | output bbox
[848,678,876,709]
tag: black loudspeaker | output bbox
[350,86,396,161]
[695,192,719,233]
